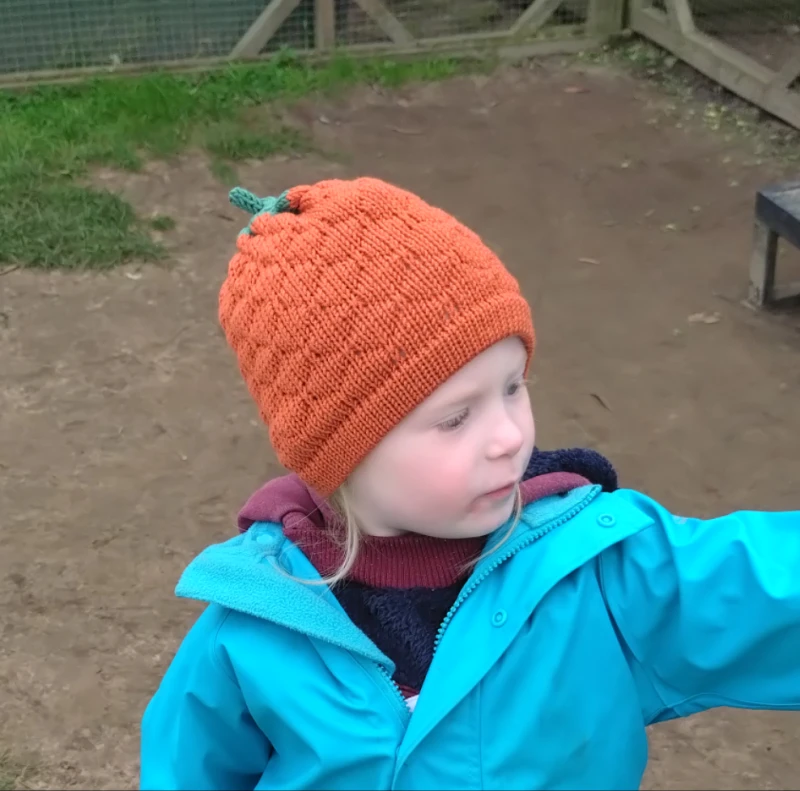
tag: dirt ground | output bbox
[2,60,800,790]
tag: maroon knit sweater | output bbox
[238,471,590,701]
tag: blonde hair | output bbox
[320,486,362,586]
[285,483,525,587]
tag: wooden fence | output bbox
[1,0,798,134]
[630,0,800,129]
[0,0,622,88]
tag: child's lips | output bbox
[480,483,516,501]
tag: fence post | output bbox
[662,0,695,33]
[315,0,336,50]
[352,0,415,45]
[231,0,304,58]
[586,0,626,37]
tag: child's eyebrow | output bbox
[424,364,527,414]
[427,388,484,414]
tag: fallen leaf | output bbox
[124,272,143,281]
[564,85,588,94]
[687,311,721,325]
[589,392,612,411]
[473,102,500,116]
[387,126,423,135]
[579,257,600,265]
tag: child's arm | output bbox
[597,489,800,724]
[140,604,272,790]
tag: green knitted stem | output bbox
[229,187,292,234]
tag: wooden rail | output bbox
[630,0,800,131]
[0,0,621,89]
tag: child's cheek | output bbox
[401,456,470,512]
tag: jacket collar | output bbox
[175,484,603,670]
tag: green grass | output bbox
[203,119,311,161]
[149,214,176,232]
[0,751,36,790]
[0,52,469,270]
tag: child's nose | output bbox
[487,415,524,460]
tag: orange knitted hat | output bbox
[219,177,534,497]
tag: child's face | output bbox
[346,336,535,539]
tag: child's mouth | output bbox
[480,483,516,501]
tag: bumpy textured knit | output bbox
[219,177,535,497]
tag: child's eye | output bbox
[506,379,527,397]
[439,409,469,432]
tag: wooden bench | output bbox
[749,182,800,309]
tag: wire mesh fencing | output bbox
[636,0,800,128]
[691,0,799,72]
[1,0,267,74]
[0,0,591,80]
[334,0,588,47]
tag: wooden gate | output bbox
[630,0,800,130]
[229,0,625,61]
[0,0,626,87]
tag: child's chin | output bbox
[466,508,517,538]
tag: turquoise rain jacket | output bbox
[140,484,800,789]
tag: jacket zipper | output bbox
[259,488,599,722]
[432,488,600,656]
[375,663,413,717]
[268,619,411,720]
[283,597,411,719]
[363,492,597,720]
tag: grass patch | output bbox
[149,214,176,232]
[0,52,472,271]
[209,158,239,187]
[202,119,310,161]
[0,750,36,790]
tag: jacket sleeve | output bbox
[140,604,272,790]
[598,489,800,725]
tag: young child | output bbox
[140,177,800,790]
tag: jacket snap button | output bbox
[597,513,616,528]
[492,609,508,627]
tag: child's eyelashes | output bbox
[506,378,528,397]
[438,409,469,432]
[437,380,527,432]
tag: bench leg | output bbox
[748,218,779,308]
